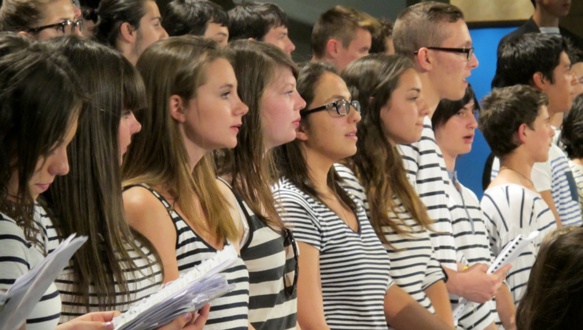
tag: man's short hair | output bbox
[393,2,464,59]
[94,0,147,48]
[561,95,583,159]
[370,18,393,54]
[492,33,568,88]
[479,85,548,158]
[311,5,377,59]
[163,0,228,37]
[228,2,287,41]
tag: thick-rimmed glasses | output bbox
[283,228,299,297]
[414,47,474,61]
[301,99,361,118]
[27,19,84,35]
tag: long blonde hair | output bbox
[123,36,238,241]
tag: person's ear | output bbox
[169,95,187,122]
[531,72,547,91]
[119,22,136,43]
[326,39,340,58]
[415,47,433,71]
[16,30,33,40]
[516,122,529,144]
[295,121,309,141]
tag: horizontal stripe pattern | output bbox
[273,177,392,329]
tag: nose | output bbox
[418,96,430,117]
[161,27,169,40]
[294,91,306,111]
[50,148,71,177]
[130,112,142,134]
[468,51,479,69]
[235,93,249,116]
[468,111,478,128]
[349,106,362,123]
[286,37,295,55]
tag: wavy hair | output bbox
[342,54,433,246]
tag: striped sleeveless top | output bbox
[33,204,163,321]
[221,180,298,330]
[132,184,250,330]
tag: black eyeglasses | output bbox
[301,99,361,118]
[283,228,299,297]
[414,47,474,61]
[27,19,84,35]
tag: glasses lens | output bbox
[74,19,84,32]
[351,100,361,113]
[467,48,473,61]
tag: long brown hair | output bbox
[122,36,238,241]
[0,40,84,244]
[342,54,433,246]
[274,61,356,212]
[43,36,155,309]
[216,40,297,229]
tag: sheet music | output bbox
[113,244,239,330]
[0,234,87,330]
[453,231,540,320]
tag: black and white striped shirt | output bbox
[481,184,557,304]
[0,211,61,330]
[336,164,444,318]
[274,177,393,329]
[138,184,250,330]
[232,192,297,330]
[446,172,496,329]
[397,117,457,271]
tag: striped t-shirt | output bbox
[397,117,457,271]
[0,211,61,330]
[490,143,582,226]
[33,206,163,321]
[133,184,250,330]
[481,184,557,304]
[228,187,297,330]
[446,172,496,329]
[335,164,444,317]
[273,176,393,330]
[568,161,583,215]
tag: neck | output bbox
[499,154,535,187]
[418,73,440,117]
[184,140,206,173]
[443,151,457,171]
[533,9,560,28]
[302,145,335,195]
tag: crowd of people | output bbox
[0,0,582,329]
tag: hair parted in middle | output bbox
[215,39,297,229]
[341,54,434,245]
[123,35,239,241]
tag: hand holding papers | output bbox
[113,244,239,330]
[0,234,87,330]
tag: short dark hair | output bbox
[479,85,548,158]
[393,2,464,59]
[370,18,393,54]
[492,33,568,88]
[228,1,287,41]
[311,5,377,59]
[93,0,148,48]
[561,95,583,159]
[432,85,479,129]
[163,0,228,37]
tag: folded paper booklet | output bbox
[0,234,88,330]
[453,231,540,320]
[113,244,239,330]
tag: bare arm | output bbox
[384,285,452,330]
[495,284,516,330]
[424,281,453,327]
[123,187,180,282]
[539,190,562,228]
[296,242,330,330]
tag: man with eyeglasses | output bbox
[0,0,83,40]
[93,0,168,65]
[393,2,516,330]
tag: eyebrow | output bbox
[219,83,235,89]
[323,94,350,103]
[408,88,421,93]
